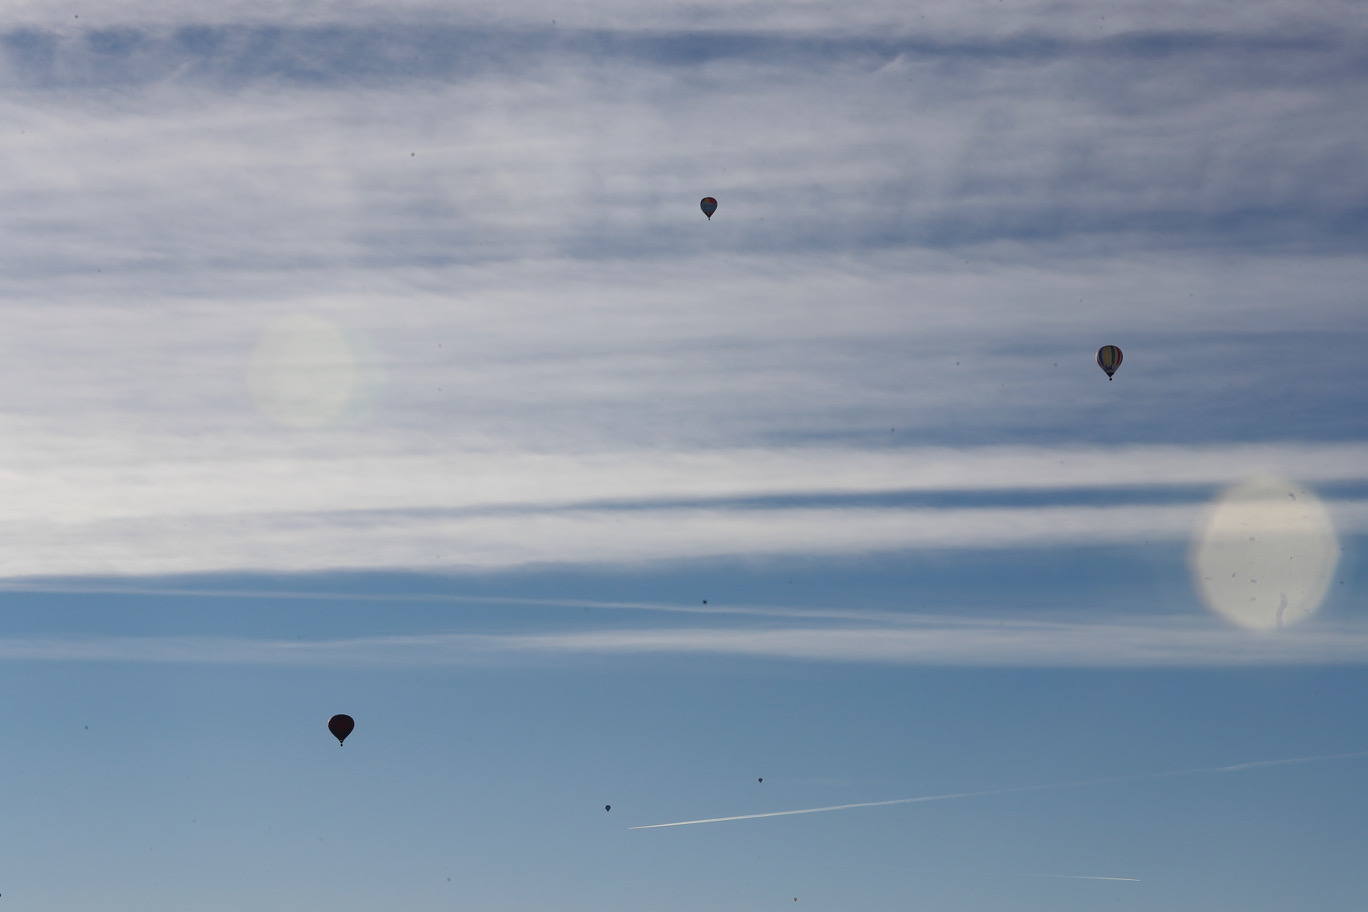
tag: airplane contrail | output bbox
[0,582,886,623]
[630,749,1368,830]
[1023,874,1141,883]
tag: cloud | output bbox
[0,3,1364,582]
[1,1,1363,37]
[7,612,1368,668]
[1,492,1366,578]
[0,580,912,623]
[5,11,1368,271]
[507,616,1368,667]
[1,23,1357,91]
[1023,874,1141,882]
[0,440,1365,576]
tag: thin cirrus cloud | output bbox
[6,613,1368,668]
[0,441,1365,577]
[0,488,1366,578]
[4,7,1368,269]
[1023,875,1141,882]
[0,1,1363,583]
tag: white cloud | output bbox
[0,3,1363,581]
[1,0,1362,36]
[6,611,1368,667]
[0,472,1364,577]
[508,616,1368,667]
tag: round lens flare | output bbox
[1190,476,1338,631]
[247,315,357,428]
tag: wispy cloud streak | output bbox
[1022,874,1141,882]
[6,617,1368,668]
[0,581,906,623]
[0,0,1364,583]
[630,751,1368,829]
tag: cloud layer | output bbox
[0,2,1363,580]
[6,609,1368,667]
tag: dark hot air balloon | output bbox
[1096,345,1123,380]
[328,714,354,746]
[605,804,612,812]
[700,197,717,220]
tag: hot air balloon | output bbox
[1096,345,1123,380]
[328,714,354,746]
[700,197,717,220]
[758,777,764,783]
[605,804,612,812]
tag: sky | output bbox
[0,0,1366,909]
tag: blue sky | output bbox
[1,0,1366,908]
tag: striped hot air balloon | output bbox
[1096,345,1123,380]
[700,197,717,220]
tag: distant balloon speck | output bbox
[605,804,612,812]
[700,197,718,220]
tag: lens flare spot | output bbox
[248,315,357,428]
[1191,476,1337,631]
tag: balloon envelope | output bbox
[700,197,717,219]
[1096,345,1123,379]
[328,713,355,745]
[605,805,612,812]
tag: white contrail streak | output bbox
[0,581,900,623]
[631,788,1034,829]
[630,750,1368,830]
[1024,874,1141,882]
